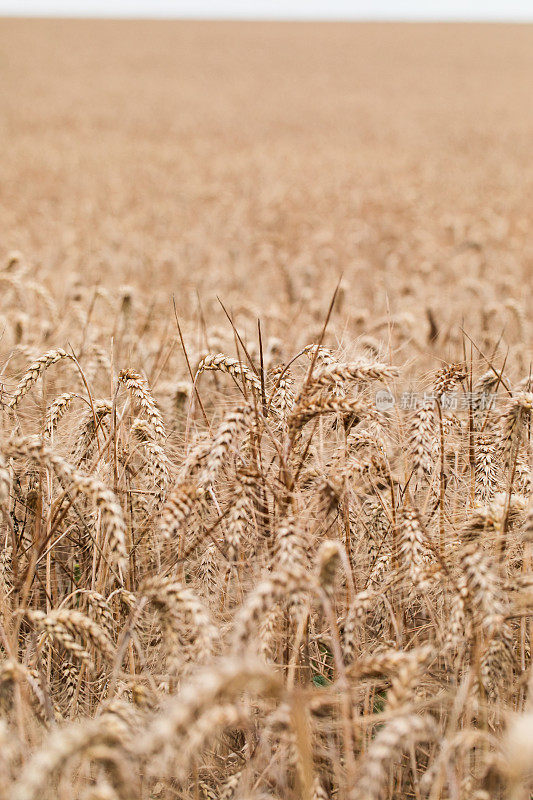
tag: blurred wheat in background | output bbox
[0,18,533,800]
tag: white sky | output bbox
[2,0,533,20]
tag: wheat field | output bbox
[0,18,533,800]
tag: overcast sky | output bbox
[3,0,533,20]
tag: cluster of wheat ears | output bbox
[0,251,532,800]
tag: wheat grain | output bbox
[195,353,261,393]
[118,368,166,439]
[9,348,71,408]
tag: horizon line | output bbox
[2,13,533,22]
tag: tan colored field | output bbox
[2,21,532,313]
[1,18,533,800]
